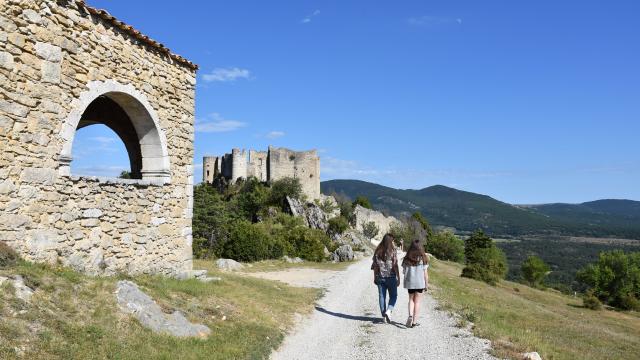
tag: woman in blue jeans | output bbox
[371,234,399,323]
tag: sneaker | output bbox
[412,322,421,328]
[405,316,413,328]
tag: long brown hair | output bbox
[374,234,395,261]
[402,239,428,266]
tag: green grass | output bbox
[0,260,320,359]
[230,258,353,273]
[429,260,640,360]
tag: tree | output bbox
[429,231,464,262]
[461,230,508,285]
[362,221,380,240]
[411,212,434,241]
[576,250,640,310]
[118,170,132,179]
[353,196,372,209]
[328,216,349,236]
[269,177,303,210]
[521,255,550,288]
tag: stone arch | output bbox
[58,80,171,183]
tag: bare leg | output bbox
[412,292,423,324]
[408,293,415,317]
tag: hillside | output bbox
[429,259,640,359]
[321,180,640,239]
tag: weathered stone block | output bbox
[83,208,103,218]
[20,168,57,185]
[0,179,16,194]
[35,42,63,62]
[41,61,61,83]
[0,51,14,70]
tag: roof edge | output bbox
[76,1,198,71]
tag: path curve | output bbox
[269,258,496,360]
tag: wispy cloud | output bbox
[202,67,251,82]
[195,113,247,133]
[408,16,462,27]
[89,136,117,145]
[301,9,320,24]
[71,165,127,178]
[265,131,285,139]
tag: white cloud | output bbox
[202,67,251,82]
[89,136,117,145]
[266,131,285,139]
[195,113,247,133]
[408,16,463,27]
[301,9,320,24]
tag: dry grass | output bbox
[0,260,320,359]
[231,258,353,273]
[429,260,640,360]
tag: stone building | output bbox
[0,1,197,277]
[203,146,320,199]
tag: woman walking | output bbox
[402,239,429,328]
[371,234,399,323]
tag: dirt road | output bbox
[267,259,496,360]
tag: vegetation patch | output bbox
[0,260,319,359]
[429,259,640,360]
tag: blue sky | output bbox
[73,0,640,204]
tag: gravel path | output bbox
[271,258,496,360]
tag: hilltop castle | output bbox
[203,146,320,199]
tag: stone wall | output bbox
[203,146,320,199]
[0,0,197,276]
[268,146,320,200]
[353,205,399,244]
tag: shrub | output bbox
[619,293,640,311]
[328,216,349,236]
[462,230,508,285]
[0,242,19,268]
[576,250,640,310]
[269,177,303,210]
[428,231,464,262]
[222,220,271,262]
[236,177,269,221]
[286,227,327,262]
[353,196,372,209]
[583,292,603,310]
[361,221,380,240]
[316,197,339,215]
[521,255,550,288]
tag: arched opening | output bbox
[70,123,132,178]
[59,81,170,183]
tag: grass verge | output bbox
[0,260,320,359]
[429,260,640,360]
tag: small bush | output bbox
[521,255,550,288]
[619,293,640,311]
[353,196,372,209]
[429,231,464,262]
[583,293,603,310]
[0,242,19,268]
[361,221,380,240]
[222,220,271,262]
[462,231,508,285]
[328,216,349,236]
[286,227,327,262]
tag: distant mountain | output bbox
[321,180,640,239]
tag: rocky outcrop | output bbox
[116,281,211,338]
[353,205,399,244]
[286,196,328,231]
[522,352,542,360]
[318,194,340,220]
[283,255,304,264]
[216,258,244,271]
[333,245,354,262]
[0,275,34,303]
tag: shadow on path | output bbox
[315,306,405,328]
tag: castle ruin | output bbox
[0,1,197,277]
[203,146,320,199]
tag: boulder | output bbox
[115,281,211,338]
[283,255,304,264]
[11,275,34,303]
[215,258,244,271]
[333,244,354,262]
[522,352,542,360]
